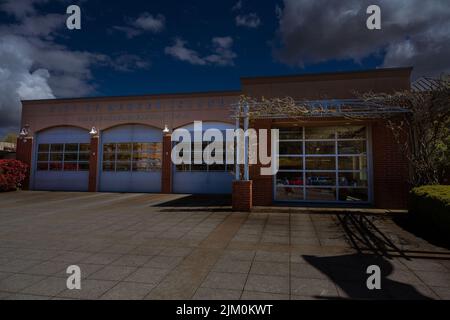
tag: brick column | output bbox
[232,180,253,212]
[251,119,273,206]
[88,136,99,192]
[161,134,172,193]
[16,137,33,190]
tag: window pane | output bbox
[176,164,190,171]
[276,172,304,186]
[305,157,336,170]
[64,153,78,161]
[117,153,131,161]
[65,144,78,152]
[133,143,162,153]
[305,127,336,139]
[305,141,335,154]
[338,156,367,171]
[102,162,115,172]
[63,162,78,171]
[208,164,226,172]
[338,172,368,187]
[78,153,90,162]
[117,143,132,152]
[279,157,303,171]
[78,163,89,171]
[306,188,337,201]
[49,162,63,171]
[38,144,49,153]
[276,187,304,201]
[133,153,161,161]
[50,153,63,161]
[37,153,49,161]
[37,162,48,171]
[338,141,366,154]
[279,141,302,155]
[306,172,336,186]
[191,164,207,171]
[279,128,302,140]
[79,144,90,152]
[337,126,366,139]
[50,144,63,152]
[134,159,161,170]
[103,144,116,153]
[103,153,115,161]
[116,162,131,172]
[339,188,368,202]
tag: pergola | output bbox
[231,96,411,182]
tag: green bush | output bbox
[409,185,450,238]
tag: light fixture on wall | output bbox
[163,124,170,134]
[89,127,98,137]
[19,125,30,141]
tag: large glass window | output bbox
[174,133,233,172]
[275,126,370,203]
[37,143,90,172]
[102,142,162,172]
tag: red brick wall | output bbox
[372,122,409,209]
[232,180,253,211]
[249,119,410,209]
[88,136,99,192]
[161,134,172,193]
[16,137,33,190]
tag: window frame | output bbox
[274,126,372,204]
[36,143,90,172]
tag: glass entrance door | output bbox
[275,126,371,203]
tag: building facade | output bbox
[17,67,412,209]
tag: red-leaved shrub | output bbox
[0,160,28,192]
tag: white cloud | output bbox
[0,1,151,136]
[275,0,450,78]
[0,35,54,133]
[165,37,237,66]
[232,0,242,12]
[164,38,206,65]
[236,13,261,28]
[114,12,166,38]
[133,13,165,33]
[0,0,48,19]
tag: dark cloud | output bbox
[275,0,450,78]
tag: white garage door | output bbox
[33,127,90,191]
[99,124,162,193]
[173,122,234,194]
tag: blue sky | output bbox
[0,0,449,136]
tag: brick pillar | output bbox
[161,134,172,193]
[88,136,99,192]
[16,137,33,190]
[232,180,253,212]
[251,119,273,206]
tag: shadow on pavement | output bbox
[154,194,231,208]
[303,253,433,300]
[392,215,450,250]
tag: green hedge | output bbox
[409,185,450,237]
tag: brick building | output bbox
[17,67,412,209]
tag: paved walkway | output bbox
[0,191,449,300]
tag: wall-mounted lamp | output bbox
[163,124,170,134]
[89,127,98,137]
[19,125,30,142]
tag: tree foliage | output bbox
[361,78,450,186]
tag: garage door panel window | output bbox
[174,140,233,172]
[102,142,162,172]
[37,143,90,172]
[275,126,370,203]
